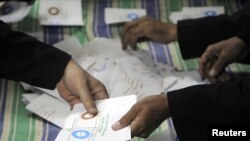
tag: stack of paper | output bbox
[21,37,170,140]
[21,37,209,141]
[169,6,225,23]
[39,0,84,26]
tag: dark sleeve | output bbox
[167,78,250,141]
[0,20,71,89]
[237,24,250,63]
[237,24,250,48]
[177,4,250,60]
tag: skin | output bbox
[121,16,177,50]
[114,16,248,138]
[112,94,169,138]
[57,59,108,115]
[199,36,247,80]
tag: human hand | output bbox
[56,59,108,115]
[199,36,248,80]
[112,94,169,138]
[121,16,177,50]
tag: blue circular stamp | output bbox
[72,130,90,139]
[204,10,216,16]
[127,13,139,20]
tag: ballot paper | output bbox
[25,93,136,141]
[105,8,146,24]
[56,95,136,141]
[169,6,224,23]
[0,1,32,23]
[21,93,40,104]
[39,0,84,26]
[22,37,166,100]
[26,94,71,127]
[154,62,209,92]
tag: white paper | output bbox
[55,95,137,141]
[170,6,224,23]
[22,37,171,139]
[0,1,32,23]
[21,37,212,140]
[108,57,164,98]
[39,0,84,26]
[26,94,71,128]
[21,93,41,104]
[105,8,146,24]
[166,70,209,92]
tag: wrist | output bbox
[167,24,177,42]
[160,93,170,118]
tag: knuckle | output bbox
[140,133,150,138]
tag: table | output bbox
[1,0,250,141]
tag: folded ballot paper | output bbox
[39,0,84,26]
[105,8,146,24]
[169,6,225,23]
[0,1,32,23]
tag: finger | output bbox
[77,84,98,115]
[122,21,139,49]
[69,98,81,108]
[209,57,226,77]
[130,117,144,137]
[129,30,142,50]
[129,23,149,50]
[122,16,148,37]
[122,17,149,49]
[112,107,136,130]
[92,91,109,100]
[139,132,151,138]
[199,55,208,80]
[90,84,109,100]
[199,46,217,80]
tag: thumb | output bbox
[77,85,98,115]
[112,108,135,130]
[209,57,226,77]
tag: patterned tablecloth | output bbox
[1,0,250,141]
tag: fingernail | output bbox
[81,112,95,119]
[112,122,121,130]
[209,69,217,77]
[89,107,98,114]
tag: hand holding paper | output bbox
[55,95,137,141]
[57,59,108,115]
[112,94,169,138]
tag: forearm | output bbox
[0,20,71,89]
